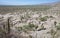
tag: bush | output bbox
[40,16,48,21]
[0,29,5,33]
[23,23,36,31]
[15,27,23,31]
[16,23,36,32]
[28,23,35,28]
[50,29,57,38]
[56,26,60,30]
[56,23,60,30]
[49,16,54,18]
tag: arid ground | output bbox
[0,2,60,38]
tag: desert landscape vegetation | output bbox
[0,1,60,38]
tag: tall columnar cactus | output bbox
[6,18,11,38]
[7,18,10,34]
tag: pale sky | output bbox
[0,0,59,5]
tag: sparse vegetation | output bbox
[16,23,37,33]
[0,2,60,38]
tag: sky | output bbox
[0,0,59,5]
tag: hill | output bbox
[0,1,60,38]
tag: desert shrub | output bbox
[0,28,6,33]
[54,21,57,27]
[16,23,36,32]
[37,24,46,31]
[15,27,23,31]
[29,35,32,38]
[56,23,60,30]
[51,29,57,35]
[49,16,54,18]
[0,28,7,38]
[28,23,35,28]
[50,29,57,38]
[23,23,36,31]
[40,16,48,21]
[40,16,54,21]
[21,16,24,20]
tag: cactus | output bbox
[7,18,10,34]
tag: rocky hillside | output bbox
[0,2,60,38]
